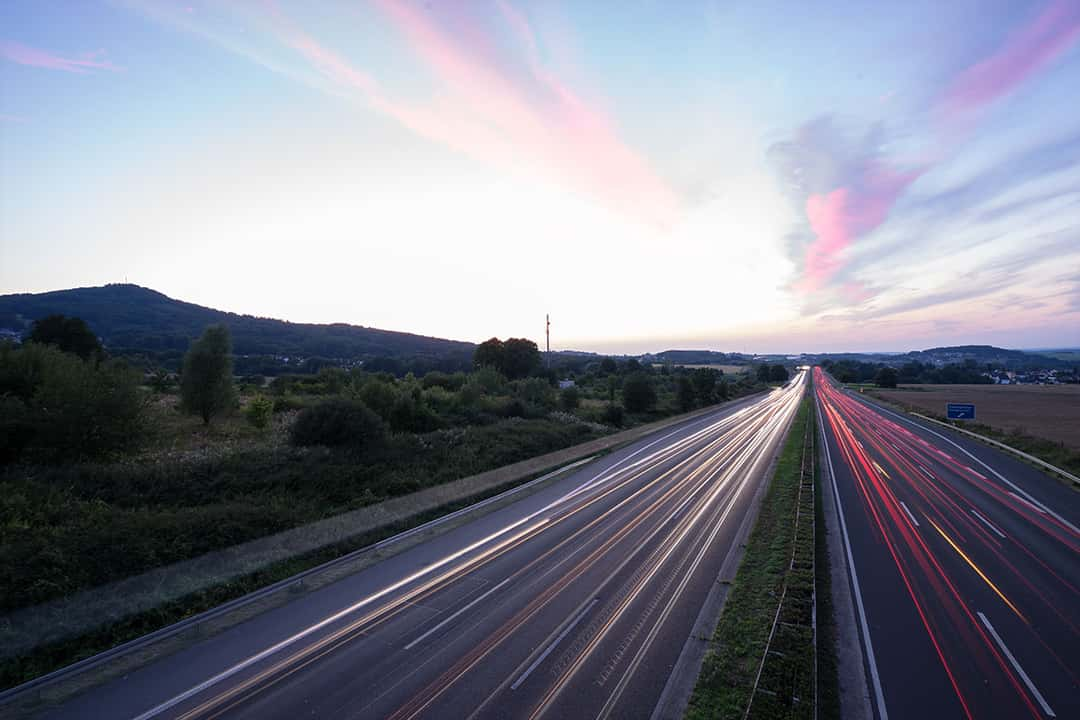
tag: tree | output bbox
[474,338,505,371]
[874,367,899,388]
[27,314,103,361]
[756,364,772,383]
[0,342,146,461]
[180,325,236,425]
[622,372,657,413]
[502,338,542,379]
[769,364,789,383]
[599,357,618,375]
[560,385,580,411]
[691,368,717,405]
[676,375,695,412]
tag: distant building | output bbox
[558,379,576,389]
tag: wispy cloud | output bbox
[127,0,679,229]
[943,0,1080,117]
[0,42,120,74]
[800,164,922,292]
[368,0,680,227]
[779,0,1080,307]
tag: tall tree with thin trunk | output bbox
[181,325,236,425]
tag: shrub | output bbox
[388,393,442,433]
[421,371,463,391]
[32,356,147,460]
[603,403,625,427]
[514,377,555,408]
[560,386,580,411]
[289,399,387,450]
[357,378,398,419]
[245,394,274,430]
[272,395,306,414]
[0,344,147,462]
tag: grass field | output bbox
[664,364,750,374]
[868,384,1080,451]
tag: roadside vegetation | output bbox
[686,396,838,719]
[0,317,775,688]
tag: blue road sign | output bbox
[946,403,976,420]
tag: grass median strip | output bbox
[685,396,838,719]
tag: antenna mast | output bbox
[546,314,551,367]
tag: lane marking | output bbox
[899,501,920,528]
[129,519,550,720]
[918,465,934,479]
[977,612,1056,717]
[511,598,598,691]
[927,518,1025,622]
[1009,492,1048,515]
[404,576,514,651]
[816,400,890,720]
[855,401,1077,535]
[971,510,1006,540]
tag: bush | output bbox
[245,394,274,430]
[388,393,442,433]
[560,386,580,411]
[357,378,398,419]
[0,344,147,462]
[603,403,625,427]
[289,399,387,450]
[272,395,306,414]
[514,377,555,408]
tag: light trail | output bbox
[815,367,1077,720]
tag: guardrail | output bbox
[909,412,1080,487]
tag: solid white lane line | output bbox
[511,598,598,691]
[899,501,920,528]
[404,576,514,651]
[976,612,1056,717]
[816,400,890,720]
[1009,492,1048,515]
[971,510,1006,540]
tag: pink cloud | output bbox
[799,165,921,292]
[943,0,1080,115]
[373,0,680,227]
[0,42,120,74]
[269,1,678,228]
[795,1,1077,299]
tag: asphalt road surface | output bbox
[816,368,1079,720]
[41,372,806,720]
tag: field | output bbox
[659,363,750,375]
[868,384,1080,451]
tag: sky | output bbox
[1,0,1079,354]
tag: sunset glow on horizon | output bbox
[2,0,1079,353]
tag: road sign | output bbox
[946,403,976,420]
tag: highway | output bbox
[815,368,1079,720]
[41,372,806,720]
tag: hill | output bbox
[0,284,475,372]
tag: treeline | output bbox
[821,358,993,385]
